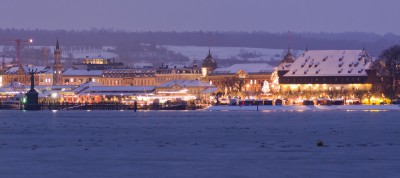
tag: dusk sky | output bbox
[1,0,399,34]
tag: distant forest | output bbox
[1,28,400,66]
[1,29,400,53]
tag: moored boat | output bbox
[0,94,23,110]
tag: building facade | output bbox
[101,68,156,86]
[205,63,274,96]
[73,55,124,70]
[155,65,202,86]
[155,80,216,100]
[277,49,374,103]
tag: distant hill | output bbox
[1,28,399,65]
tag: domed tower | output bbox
[53,38,63,86]
[277,48,296,78]
[281,49,295,64]
[201,48,217,77]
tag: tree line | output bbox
[1,28,400,56]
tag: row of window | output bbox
[209,79,266,86]
[281,77,365,83]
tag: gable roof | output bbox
[158,80,212,88]
[284,50,372,77]
[5,66,49,75]
[78,86,154,96]
[213,63,274,74]
[200,87,219,94]
[62,69,103,76]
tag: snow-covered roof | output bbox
[277,62,292,71]
[5,65,49,75]
[78,86,155,96]
[34,85,76,91]
[284,50,372,77]
[200,87,219,94]
[3,82,26,88]
[82,86,155,92]
[102,68,155,78]
[213,63,274,74]
[73,81,102,93]
[158,80,212,88]
[63,69,103,76]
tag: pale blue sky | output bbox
[1,0,399,34]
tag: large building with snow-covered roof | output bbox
[1,65,50,86]
[205,63,274,95]
[62,69,103,85]
[277,49,374,100]
[72,55,124,70]
[102,68,156,86]
[155,63,202,86]
[156,80,217,100]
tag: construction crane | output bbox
[14,39,33,66]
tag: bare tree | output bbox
[221,77,245,93]
[373,45,400,102]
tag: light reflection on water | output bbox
[346,109,388,112]
[365,109,387,112]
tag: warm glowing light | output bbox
[51,93,58,98]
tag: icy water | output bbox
[0,110,399,178]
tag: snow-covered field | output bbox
[0,110,399,178]
[162,45,303,62]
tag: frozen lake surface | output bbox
[0,110,399,178]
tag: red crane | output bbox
[14,39,33,66]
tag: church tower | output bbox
[281,48,295,64]
[53,38,62,85]
[201,36,217,77]
[201,49,217,77]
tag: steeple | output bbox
[281,48,295,64]
[56,37,60,51]
[201,35,217,77]
[53,38,63,85]
[208,34,212,55]
[287,31,291,52]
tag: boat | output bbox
[0,94,23,110]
